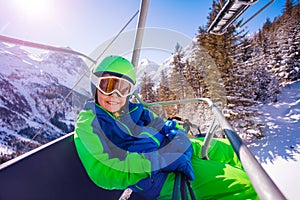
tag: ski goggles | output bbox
[91,75,135,97]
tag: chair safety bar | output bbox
[135,95,286,200]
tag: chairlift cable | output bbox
[20,9,140,153]
[0,35,97,64]
[94,10,139,63]
[240,0,275,28]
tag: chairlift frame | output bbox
[208,0,274,34]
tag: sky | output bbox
[0,0,287,62]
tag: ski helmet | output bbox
[93,55,136,84]
[91,55,136,98]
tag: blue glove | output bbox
[164,120,177,131]
[162,132,194,180]
[145,151,194,181]
[161,130,192,157]
[162,120,178,140]
[161,151,194,180]
[145,131,195,180]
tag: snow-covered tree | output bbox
[140,72,157,103]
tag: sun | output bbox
[12,0,51,19]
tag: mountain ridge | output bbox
[0,43,89,157]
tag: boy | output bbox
[74,55,258,199]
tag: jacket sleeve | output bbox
[74,109,151,190]
[141,107,184,135]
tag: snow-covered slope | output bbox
[248,81,300,200]
[136,58,161,86]
[0,43,89,156]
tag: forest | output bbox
[139,0,300,140]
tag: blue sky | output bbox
[0,0,286,60]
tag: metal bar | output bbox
[210,104,286,200]
[208,0,258,34]
[201,117,218,159]
[135,96,286,199]
[131,0,149,67]
[0,132,73,170]
[134,95,213,107]
[240,0,275,28]
[234,0,259,5]
[0,35,97,64]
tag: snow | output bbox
[248,80,300,200]
[0,43,90,155]
[136,58,171,88]
[0,143,14,155]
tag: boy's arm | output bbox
[74,109,151,190]
[141,107,183,134]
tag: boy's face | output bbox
[96,74,127,113]
[97,90,127,113]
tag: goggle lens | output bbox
[98,76,134,97]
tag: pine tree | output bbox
[285,0,294,14]
[139,72,161,115]
[185,59,202,98]
[158,70,169,102]
[140,72,156,103]
[170,43,187,100]
[157,70,175,117]
[257,1,300,85]
[194,0,286,139]
[285,2,300,81]
[196,0,247,108]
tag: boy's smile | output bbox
[97,90,126,113]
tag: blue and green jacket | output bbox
[74,101,181,198]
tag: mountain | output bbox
[0,42,90,159]
[136,58,161,86]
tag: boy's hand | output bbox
[162,120,179,140]
[145,132,195,180]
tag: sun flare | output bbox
[12,0,51,18]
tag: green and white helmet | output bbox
[91,55,136,97]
